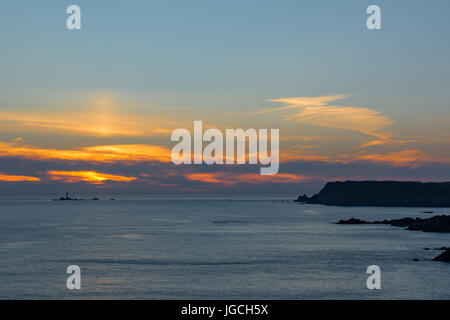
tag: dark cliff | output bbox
[296,181,450,207]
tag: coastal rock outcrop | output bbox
[433,249,450,262]
[336,215,450,233]
[335,218,369,225]
[337,215,450,263]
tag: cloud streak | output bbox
[47,171,137,184]
[258,95,394,144]
[0,173,40,182]
[0,110,175,137]
[0,142,172,163]
[184,172,312,186]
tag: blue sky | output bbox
[2,0,449,108]
[0,1,449,196]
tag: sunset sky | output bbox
[1,0,449,196]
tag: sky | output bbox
[0,0,449,197]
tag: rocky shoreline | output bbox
[336,215,450,233]
[336,215,450,262]
[434,249,450,262]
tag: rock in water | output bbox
[433,249,450,262]
[336,218,369,225]
[337,215,450,233]
[295,194,310,203]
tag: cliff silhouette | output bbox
[296,181,450,207]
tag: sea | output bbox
[0,198,449,299]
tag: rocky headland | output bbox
[296,181,450,207]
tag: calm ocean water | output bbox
[0,198,449,299]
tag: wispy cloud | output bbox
[0,142,172,163]
[281,146,442,167]
[0,173,40,182]
[0,110,175,137]
[184,172,312,186]
[258,95,394,145]
[350,149,429,167]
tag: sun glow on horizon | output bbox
[47,170,137,184]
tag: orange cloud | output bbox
[184,172,311,186]
[0,173,40,182]
[0,140,445,169]
[281,147,442,167]
[352,149,430,166]
[0,142,172,163]
[0,110,176,137]
[47,171,137,184]
[184,173,235,186]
